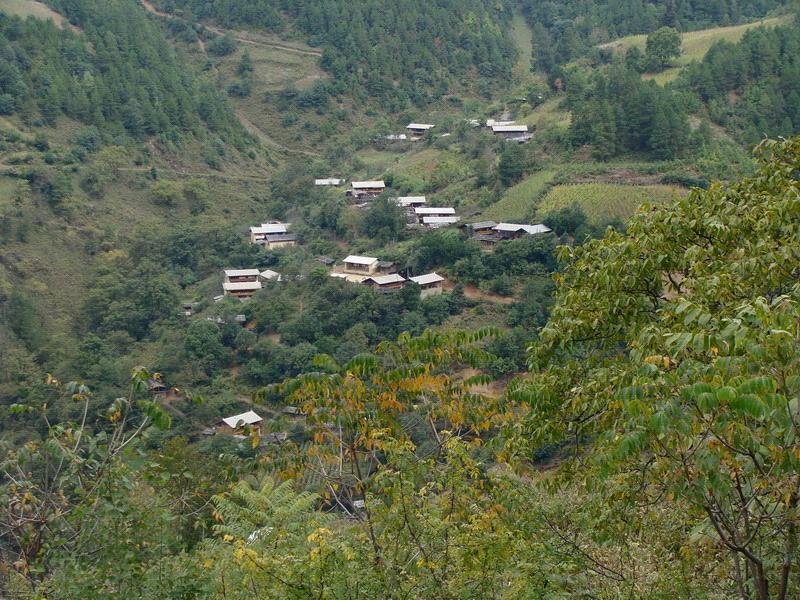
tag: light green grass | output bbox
[518,97,571,129]
[536,183,681,223]
[481,170,557,222]
[0,0,70,27]
[510,14,533,78]
[599,15,792,84]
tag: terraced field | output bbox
[536,182,681,223]
[481,170,557,222]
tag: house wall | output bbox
[343,262,377,274]
[267,240,296,249]
[419,283,443,299]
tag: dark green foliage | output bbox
[362,197,406,244]
[159,0,517,103]
[184,320,228,375]
[0,1,244,144]
[567,64,690,159]
[4,291,43,351]
[208,31,237,56]
[521,0,788,71]
[497,143,528,186]
[679,23,800,142]
[645,26,682,71]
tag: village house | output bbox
[465,220,498,235]
[316,256,336,267]
[263,233,298,249]
[486,119,515,128]
[396,196,427,208]
[406,123,435,140]
[218,410,263,435]
[491,124,528,138]
[249,223,289,244]
[314,178,344,186]
[342,255,379,275]
[491,124,532,142]
[422,215,461,229]
[363,273,406,292]
[222,269,263,300]
[493,222,552,240]
[347,180,386,199]
[409,272,445,298]
[377,261,398,275]
[414,206,456,224]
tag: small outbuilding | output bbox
[219,410,263,435]
[363,273,406,292]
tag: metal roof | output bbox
[494,223,552,234]
[224,269,261,277]
[468,220,498,229]
[415,206,456,215]
[223,281,263,291]
[422,216,461,223]
[492,125,529,133]
[351,181,385,189]
[222,410,262,428]
[366,274,406,285]
[406,123,435,130]
[343,255,379,265]
[314,178,344,185]
[250,223,288,234]
[409,272,444,285]
[264,233,298,242]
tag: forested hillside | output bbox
[1,0,800,596]
[155,0,517,103]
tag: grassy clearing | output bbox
[0,0,70,27]
[600,15,792,84]
[536,183,681,223]
[518,97,571,129]
[510,14,533,78]
[481,170,557,222]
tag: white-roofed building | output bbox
[409,272,445,298]
[249,223,289,244]
[348,181,385,199]
[223,268,261,282]
[406,123,435,139]
[223,280,263,300]
[414,206,456,224]
[220,410,263,434]
[422,216,461,228]
[342,255,379,275]
[314,178,344,186]
[491,124,529,139]
[363,273,406,292]
[493,223,552,239]
[260,269,282,282]
[486,119,516,127]
[396,196,427,207]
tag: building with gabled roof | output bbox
[348,181,385,199]
[493,223,552,239]
[342,255,379,275]
[406,123,435,139]
[250,223,290,244]
[219,410,263,435]
[363,273,406,292]
[409,272,445,298]
[224,268,261,282]
[396,196,427,208]
[422,215,461,228]
[263,233,298,249]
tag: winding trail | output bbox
[140,0,322,57]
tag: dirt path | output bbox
[140,0,322,57]
[235,110,319,158]
[444,281,517,305]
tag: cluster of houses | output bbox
[393,195,460,228]
[249,222,298,249]
[329,255,445,297]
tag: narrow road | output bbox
[140,0,322,57]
